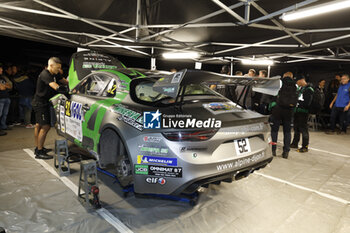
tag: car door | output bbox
[60,73,113,148]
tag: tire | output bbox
[99,129,133,187]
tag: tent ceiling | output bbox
[0,0,350,64]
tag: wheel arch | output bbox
[98,123,131,168]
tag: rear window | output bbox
[132,78,223,106]
[134,79,173,103]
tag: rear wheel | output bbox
[99,129,133,187]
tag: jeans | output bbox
[19,97,32,125]
[292,112,309,147]
[270,106,293,153]
[330,107,349,132]
[0,98,11,129]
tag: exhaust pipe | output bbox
[234,170,251,180]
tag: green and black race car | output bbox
[51,51,280,195]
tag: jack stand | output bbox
[54,139,70,176]
[97,167,199,206]
[78,160,101,209]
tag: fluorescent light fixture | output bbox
[241,59,274,66]
[162,52,200,59]
[282,0,350,21]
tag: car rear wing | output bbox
[152,69,281,98]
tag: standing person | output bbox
[7,65,21,126]
[325,75,341,114]
[0,63,13,135]
[253,70,267,113]
[13,66,36,128]
[326,74,350,135]
[290,76,314,152]
[235,69,256,109]
[270,72,298,159]
[32,57,69,159]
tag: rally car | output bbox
[51,51,280,195]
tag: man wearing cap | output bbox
[32,57,69,159]
[0,63,13,136]
[290,76,314,152]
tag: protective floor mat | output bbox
[1,131,350,233]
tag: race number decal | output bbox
[65,100,71,117]
[234,138,251,155]
[107,84,117,95]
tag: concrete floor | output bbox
[0,128,350,233]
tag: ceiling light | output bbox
[281,0,350,21]
[241,59,274,66]
[162,52,200,59]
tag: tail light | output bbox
[162,129,218,141]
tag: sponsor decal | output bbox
[163,87,175,93]
[180,147,207,153]
[134,165,148,175]
[135,165,183,178]
[145,177,167,185]
[163,117,221,128]
[65,101,83,141]
[148,165,182,178]
[140,146,168,155]
[203,102,242,115]
[143,110,161,129]
[143,110,221,129]
[137,155,177,166]
[216,151,265,171]
[114,104,143,131]
[143,136,162,143]
[60,105,66,133]
[171,71,183,83]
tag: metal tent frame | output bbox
[0,0,350,66]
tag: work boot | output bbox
[297,146,308,153]
[282,151,289,159]
[290,143,298,149]
[337,131,347,135]
[35,149,53,160]
[35,147,52,155]
[0,130,7,136]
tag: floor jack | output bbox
[78,160,102,209]
[97,167,199,206]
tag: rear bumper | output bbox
[172,157,273,195]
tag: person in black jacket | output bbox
[270,72,298,159]
[290,76,314,152]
